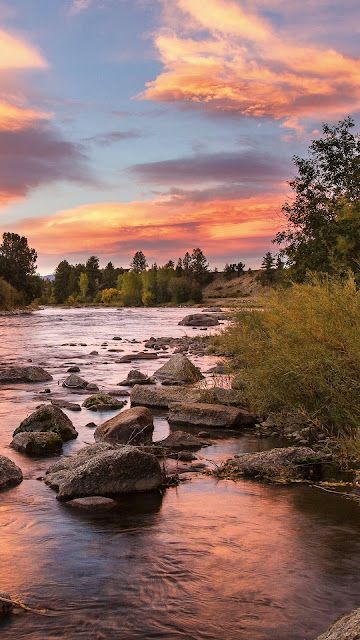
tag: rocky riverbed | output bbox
[0,306,359,640]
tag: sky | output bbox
[0,0,359,274]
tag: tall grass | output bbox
[217,275,360,443]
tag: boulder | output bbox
[0,590,12,617]
[86,383,99,392]
[0,366,52,383]
[202,307,223,313]
[315,608,360,640]
[94,406,154,445]
[223,447,329,481]
[14,404,78,441]
[178,314,219,327]
[64,496,117,511]
[118,370,154,387]
[203,387,245,406]
[168,402,256,428]
[11,432,63,456]
[154,354,204,384]
[82,394,126,412]
[0,456,23,490]
[131,384,201,408]
[45,443,163,500]
[67,366,80,373]
[157,430,204,451]
[62,374,89,389]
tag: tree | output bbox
[53,260,72,303]
[130,251,147,273]
[175,258,183,277]
[79,272,89,298]
[258,252,276,286]
[121,271,143,305]
[85,256,100,298]
[102,261,116,289]
[190,248,210,280]
[183,252,191,271]
[274,117,360,280]
[165,259,175,270]
[0,233,37,300]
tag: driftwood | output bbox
[0,595,48,615]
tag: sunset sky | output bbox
[0,0,359,273]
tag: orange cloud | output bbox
[12,192,283,264]
[140,0,360,126]
[0,29,47,70]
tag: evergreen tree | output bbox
[53,260,72,303]
[85,256,100,298]
[0,233,37,300]
[190,248,210,282]
[175,258,183,277]
[130,251,147,273]
[102,261,116,289]
[183,252,191,271]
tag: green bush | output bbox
[0,277,21,310]
[217,275,360,439]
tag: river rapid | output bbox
[0,307,359,640]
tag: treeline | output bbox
[42,248,213,306]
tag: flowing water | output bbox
[0,307,359,640]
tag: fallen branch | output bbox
[311,484,360,502]
[0,595,49,615]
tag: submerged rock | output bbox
[315,607,360,640]
[154,354,204,384]
[64,496,117,511]
[117,353,158,363]
[223,447,329,481]
[118,370,154,387]
[130,384,201,408]
[82,394,125,412]
[157,430,204,452]
[0,366,52,383]
[14,404,78,441]
[11,431,63,456]
[0,455,23,490]
[62,374,89,389]
[168,402,256,429]
[45,443,163,500]
[94,406,154,445]
[51,399,81,412]
[178,313,219,327]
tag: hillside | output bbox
[203,271,270,305]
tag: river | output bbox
[0,307,359,640]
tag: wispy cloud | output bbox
[139,0,360,128]
[69,0,93,16]
[85,129,142,146]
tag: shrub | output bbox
[101,288,122,305]
[216,275,360,439]
[0,277,21,310]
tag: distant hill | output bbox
[203,270,269,304]
[41,274,55,281]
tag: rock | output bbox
[82,394,126,412]
[168,402,256,429]
[14,404,78,441]
[178,314,219,327]
[130,384,201,408]
[0,590,12,617]
[94,406,154,445]
[11,432,63,456]
[0,456,23,490]
[118,370,154,387]
[206,362,226,374]
[90,351,98,355]
[113,337,122,341]
[315,608,360,640]
[0,366,52,383]
[178,451,197,462]
[67,366,80,373]
[202,307,223,312]
[64,496,117,511]
[198,431,211,438]
[154,354,204,384]
[225,447,329,481]
[156,430,204,451]
[117,353,158,363]
[51,399,81,411]
[62,374,89,389]
[45,443,163,500]
[86,383,99,392]
[85,422,97,428]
